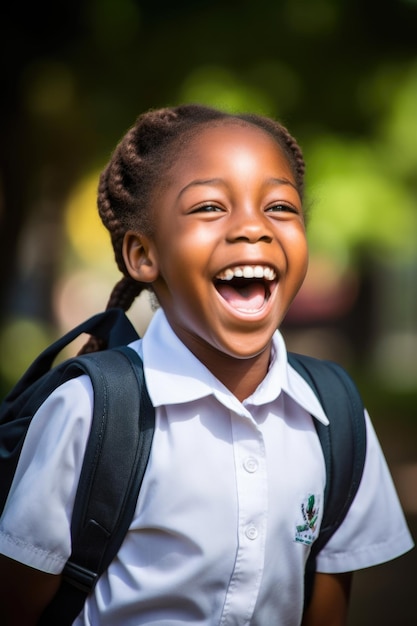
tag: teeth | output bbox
[216,265,276,281]
[223,268,235,280]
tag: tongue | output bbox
[217,282,266,311]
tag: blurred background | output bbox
[0,0,416,622]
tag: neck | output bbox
[192,344,272,403]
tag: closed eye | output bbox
[265,203,299,215]
[190,204,224,213]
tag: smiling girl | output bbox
[0,104,413,625]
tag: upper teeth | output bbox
[217,265,276,281]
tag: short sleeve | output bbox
[0,375,93,574]
[316,410,414,573]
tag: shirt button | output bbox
[245,525,258,540]
[243,457,259,473]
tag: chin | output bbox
[219,336,273,361]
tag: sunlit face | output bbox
[139,122,308,368]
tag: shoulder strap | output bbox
[0,308,139,515]
[287,352,367,610]
[39,346,155,626]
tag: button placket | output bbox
[245,525,259,540]
[243,457,259,473]
[220,409,267,625]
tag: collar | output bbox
[132,309,328,425]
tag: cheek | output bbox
[285,227,309,271]
[298,237,309,273]
[281,233,309,299]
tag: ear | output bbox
[122,231,159,284]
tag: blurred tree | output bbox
[0,0,416,383]
[0,2,90,321]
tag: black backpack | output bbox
[0,308,367,624]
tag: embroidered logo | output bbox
[294,494,320,546]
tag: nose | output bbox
[226,206,273,244]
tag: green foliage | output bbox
[178,66,274,115]
[1,0,416,392]
[0,319,54,394]
[305,135,416,265]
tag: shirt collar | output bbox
[247,331,329,424]
[135,309,328,425]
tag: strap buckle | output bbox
[62,561,98,593]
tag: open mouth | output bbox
[214,265,277,313]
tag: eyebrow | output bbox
[177,176,298,198]
[177,178,225,199]
[265,177,298,192]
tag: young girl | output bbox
[0,104,413,625]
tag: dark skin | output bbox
[123,124,354,623]
[124,124,309,402]
[0,123,353,624]
[302,572,353,626]
[0,555,61,625]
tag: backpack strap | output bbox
[1,308,139,408]
[287,352,367,610]
[0,308,140,514]
[39,346,155,626]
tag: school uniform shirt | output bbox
[0,308,413,625]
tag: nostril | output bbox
[233,234,273,244]
[226,215,274,244]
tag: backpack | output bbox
[0,308,367,624]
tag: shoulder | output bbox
[26,374,94,446]
[316,410,414,572]
[0,375,94,574]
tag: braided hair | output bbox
[79,104,305,354]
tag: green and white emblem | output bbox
[294,494,320,546]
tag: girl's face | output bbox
[130,122,308,373]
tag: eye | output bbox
[191,204,224,214]
[265,203,299,215]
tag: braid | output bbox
[81,103,306,353]
[78,335,106,355]
[106,276,145,310]
[98,161,132,275]
[275,125,306,198]
[77,276,144,355]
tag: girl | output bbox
[0,104,413,625]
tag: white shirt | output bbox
[0,309,413,625]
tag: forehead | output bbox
[183,120,283,158]
[168,121,295,183]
